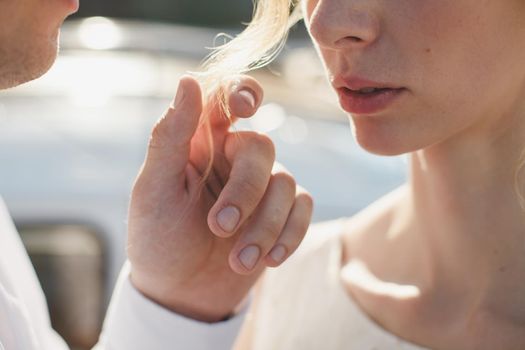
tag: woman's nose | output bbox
[306,0,380,50]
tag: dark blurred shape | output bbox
[19,225,105,350]
[71,0,254,27]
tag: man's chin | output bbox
[0,38,59,90]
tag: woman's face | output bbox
[302,0,525,155]
[0,0,79,89]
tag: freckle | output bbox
[499,266,507,273]
[425,48,431,54]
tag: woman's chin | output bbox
[351,118,413,156]
[357,139,408,156]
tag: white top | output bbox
[0,195,429,350]
[0,197,246,350]
[251,219,429,350]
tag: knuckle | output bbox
[259,220,282,240]
[149,118,169,150]
[272,161,290,174]
[297,191,314,211]
[272,172,296,192]
[259,205,289,240]
[235,176,264,204]
[247,132,276,159]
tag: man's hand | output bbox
[127,75,313,322]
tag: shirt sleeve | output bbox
[94,262,249,350]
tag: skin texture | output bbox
[236,1,525,349]
[3,0,525,348]
[303,0,525,156]
[0,0,313,323]
[287,0,525,348]
[128,76,313,321]
[0,0,77,88]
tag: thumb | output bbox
[141,75,203,188]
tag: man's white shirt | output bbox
[0,198,245,350]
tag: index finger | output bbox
[204,75,264,132]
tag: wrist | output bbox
[130,268,246,323]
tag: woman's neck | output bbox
[399,110,525,319]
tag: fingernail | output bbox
[269,245,287,263]
[170,80,185,108]
[238,245,260,270]
[238,89,256,109]
[217,206,240,233]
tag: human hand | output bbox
[127,75,313,322]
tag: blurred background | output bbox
[69,0,254,27]
[0,1,406,349]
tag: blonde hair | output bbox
[199,0,301,93]
[194,0,300,184]
[196,0,525,211]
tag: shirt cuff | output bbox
[97,262,249,350]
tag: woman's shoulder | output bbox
[341,184,408,257]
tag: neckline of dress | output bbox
[326,224,427,349]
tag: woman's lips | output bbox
[336,87,406,115]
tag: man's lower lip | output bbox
[337,88,406,115]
